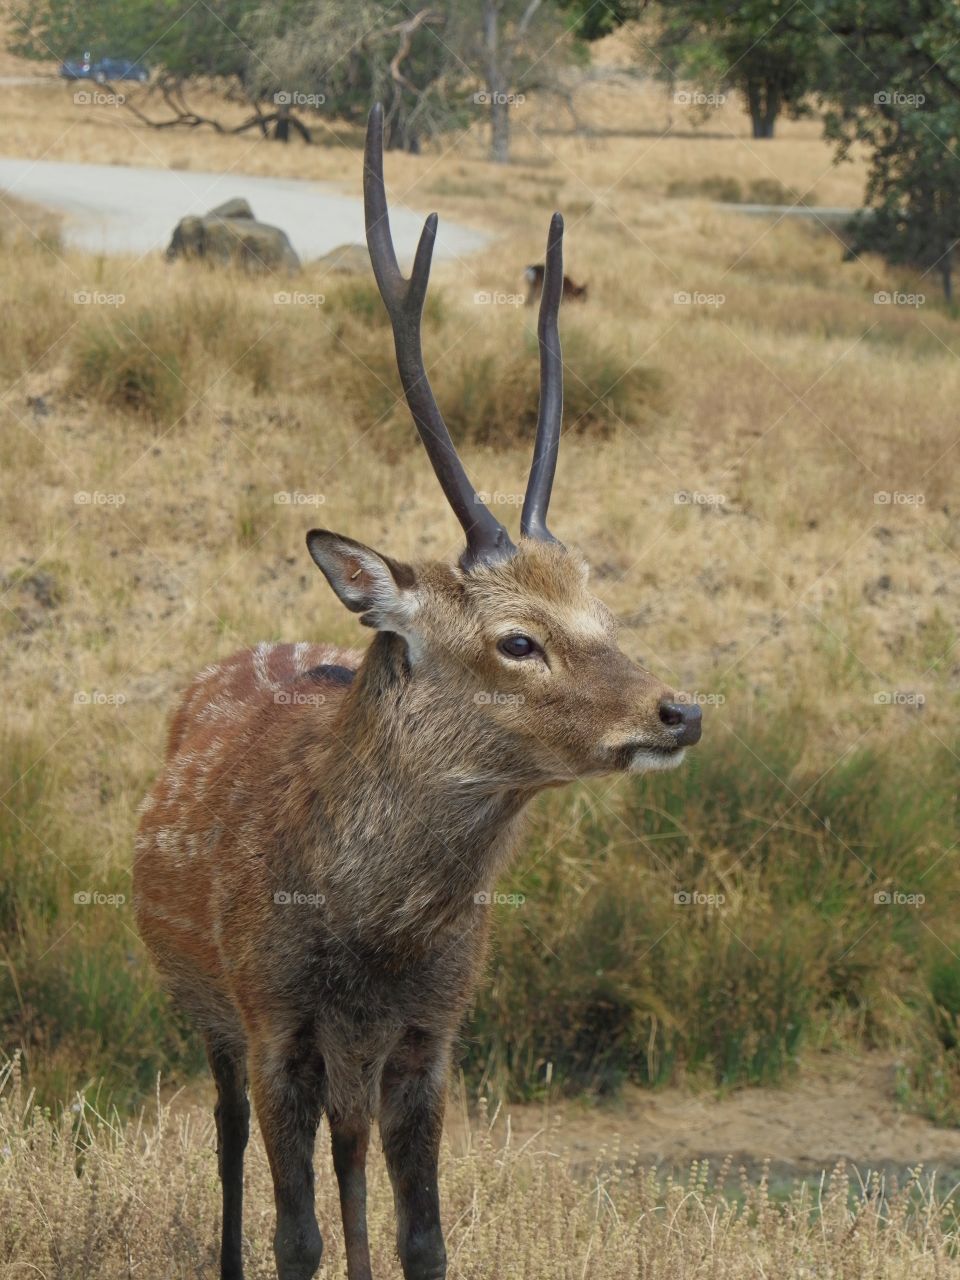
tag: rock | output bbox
[167,199,300,274]
[208,197,254,220]
[315,243,371,275]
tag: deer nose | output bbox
[658,699,702,746]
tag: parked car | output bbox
[59,54,149,83]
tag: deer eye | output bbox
[498,634,539,660]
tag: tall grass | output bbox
[0,1058,956,1279]
[468,716,960,1099]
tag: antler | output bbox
[520,213,564,543]
[363,102,515,569]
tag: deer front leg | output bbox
[249,1043,324,1280]
[330,1114,373,1280]
[379,1031,449,1280]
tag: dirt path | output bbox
[447,1053,960,1186]
[164,1053,960,1187]
[0,155,487,262]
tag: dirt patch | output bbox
[449,1053,960,1186]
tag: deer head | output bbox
[306,103,701,786]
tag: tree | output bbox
[819,0,960,300]
[646,1,826,138]
[460,0,573,163]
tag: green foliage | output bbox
[68,310,189,423]
[647,0,828,138]
[820,0,960,301]
[464,717,960,1100]
[0,739,203,1107]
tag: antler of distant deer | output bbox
[363,101,565,567]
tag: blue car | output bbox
[59,53,149,83]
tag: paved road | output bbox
[712,202,858,219]
[0,155,487,262]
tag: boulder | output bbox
[166,199,299,274]
[207,197,255,220]
[315,244,371,276]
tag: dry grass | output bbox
[0,1059,957,1280]
[1,56,959,1108]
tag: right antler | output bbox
[521,212,564,544]
[364,102,516,570]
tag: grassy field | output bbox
[0,47,959,1138]
[1,1058,958,1279]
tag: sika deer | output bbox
[134,102,701,1280]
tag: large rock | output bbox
[315,244,371,276]
[167,199,299,274]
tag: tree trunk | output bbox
[747,79,779,139]
[274,101,290,143]
[942,247,953,303]
[484,0,510,164]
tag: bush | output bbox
[464,717,960,1099]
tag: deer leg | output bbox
[379,1034,448,1280]
[249,1045,324,1280]
[206,1036,250,1280]
[330,1114,373,1280]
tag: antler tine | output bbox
[520,213,565,543]
[363,102,515,569]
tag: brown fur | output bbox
[134,539,695,1279]
[524,262,588,304]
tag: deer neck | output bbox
[303,631,536,941]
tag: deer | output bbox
[524,260,588,304]
[133,101,702,1280]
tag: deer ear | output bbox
[306,530,418,632]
